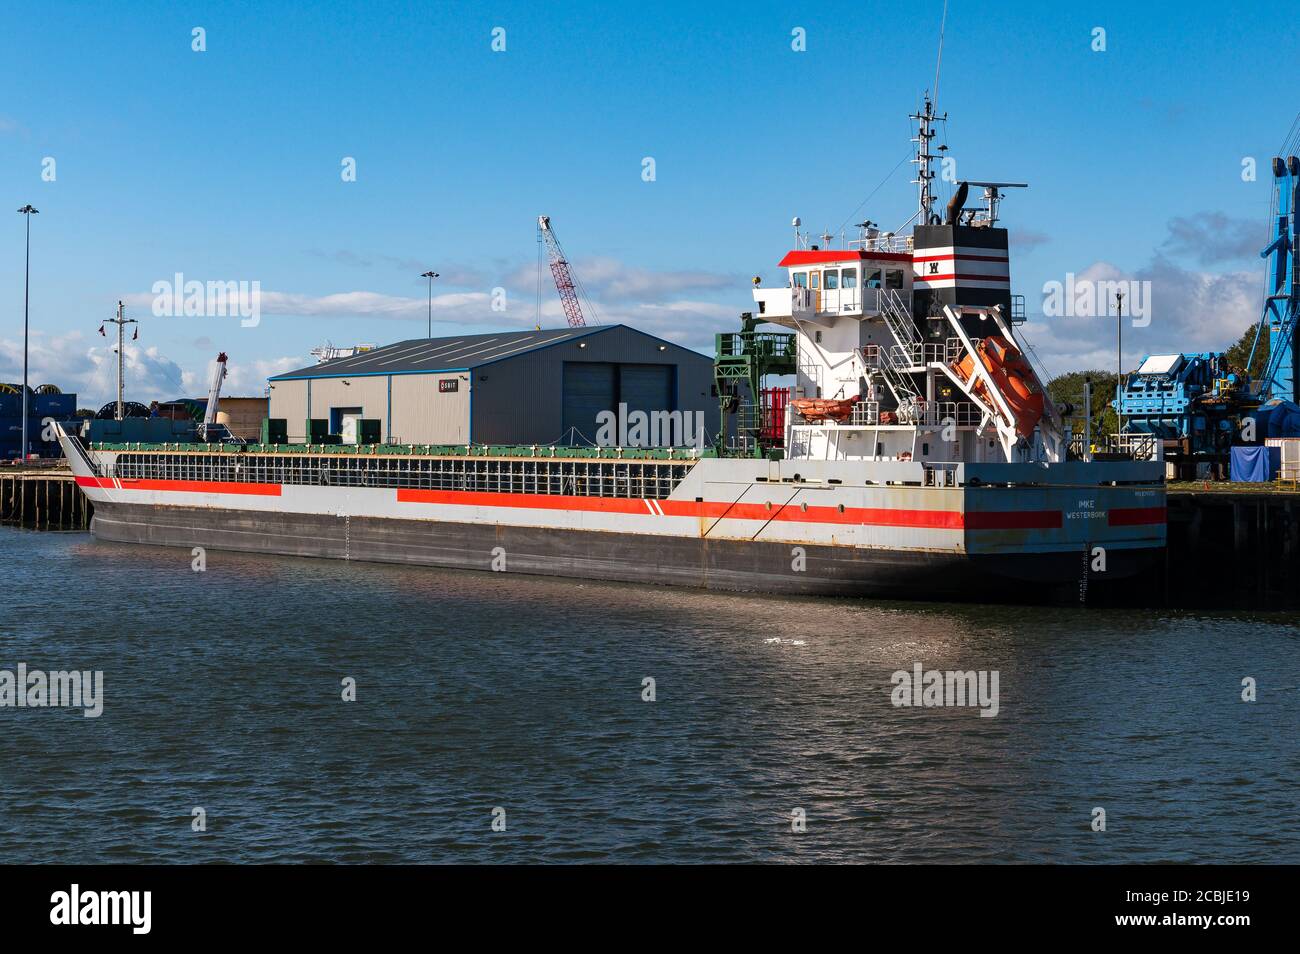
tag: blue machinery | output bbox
[1116,352,1250,462]
[1117,149,1300,474]
[0,384,77,459]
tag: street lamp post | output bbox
[17,205,38,460]
[421,270,439,338]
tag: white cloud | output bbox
[118,256,744,353]
[186,355,305,397]
[1162,212,1263,265]
[0,331,185,409]
[120,288,493,323]
[1023,255,1260,378]
[1010,230,1050,253]
[503,256,736,302]
[0,330,304,407]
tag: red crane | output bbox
[537,215,591,327]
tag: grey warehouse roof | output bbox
[270,327,609,380]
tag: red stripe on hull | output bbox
[396,488,652,514]
[1108,506,1166,527]
[398,489,973,529]
[75,475,282,497]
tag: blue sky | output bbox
[1,0,1296,405]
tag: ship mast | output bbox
[911,0,949,226]
[910,95,946,226]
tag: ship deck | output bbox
[87,441,711,462]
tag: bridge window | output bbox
[866,268,882,288]
[886,269,904,289]
[792,271,808,288]
[824,271,839,289]
[841,269,857,289]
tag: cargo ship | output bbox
[57,97,1166,603]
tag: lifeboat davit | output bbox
[792,397,856,423]
[951,336,1045,438]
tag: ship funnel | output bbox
[945,181,969,225]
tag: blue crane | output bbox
[1248,155,1300,405]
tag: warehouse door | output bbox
[330,406,363,443]
[562,362,616,445]
[619,364,674,416]
[621,364,677,446]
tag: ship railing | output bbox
[851,400,879,425]
[847,234,915,254]
[887,343,924,369]
[878,288,921,349]
[885,400,984,427]
[857,287,909,316]
[716,330,798,360]
[785,428,812,458]
[1070,432,1162,461]
[1010,294,1027,324]
[791,285,816,317]
[1109,433,1161,461]
[859,337,922,409]
[797,350,824,393]
[927,401,983,426]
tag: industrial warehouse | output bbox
[265,325,715,446]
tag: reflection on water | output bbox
[1,527,1297,863]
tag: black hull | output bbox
[89,502,1158,605]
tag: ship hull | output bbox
[88,500,1155,604]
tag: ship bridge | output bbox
[752,241,915,327]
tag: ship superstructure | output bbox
[738,96,1053,468]
[57,98,1167,604]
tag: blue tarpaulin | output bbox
[1231,445,1278,482]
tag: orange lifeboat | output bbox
[791,397,857,423]
[950,336,1045,438]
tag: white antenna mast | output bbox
[934,0,948,110]
[911,0,950,226]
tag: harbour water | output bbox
[1,525,1297,864]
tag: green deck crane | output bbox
[713,312,796,458]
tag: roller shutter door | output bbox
[561,362,616,445]
[619,364,674,416]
